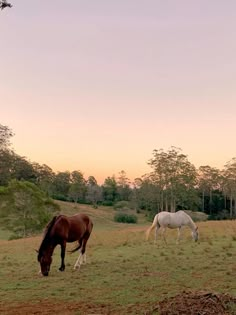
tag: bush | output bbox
[114,212,137,224]
[184,210,208,222]
[113,201,130,211]
[0,180,60,239]
[208,210,233,220]
[102,200,114,206]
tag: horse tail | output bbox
[146,214,159,240]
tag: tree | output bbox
[33,163,55,196]
[0,124,13,149]
[68,170,86,203]
[0,180,60,239]
[148,147,199,212]
[197,166,221,214]
[117,170,132,201]
[10,154,37,183]
[0,1,12,10]
[0,149,13,185]
[102,176,118,204]
[86,177,103,208]
[51,171,71,200]
[222,158,236,218]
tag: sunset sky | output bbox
[1,1,236,184]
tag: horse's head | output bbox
[37,250,52,276]
[192,226,199,242]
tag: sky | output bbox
[1,0,236,184]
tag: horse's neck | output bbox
[186,216,196,231]
[46,243,55,256]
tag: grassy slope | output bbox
[0,201,235,314]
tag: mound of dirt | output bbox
[149,291,236,315]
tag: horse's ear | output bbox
[196,226,198,231]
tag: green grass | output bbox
[0,202,235,314]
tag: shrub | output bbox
[208,210,233,220]
[114,212,137,224]
[114,201,130,211]
[0,180,60,239]
[184,210,208,222]
[102,200,114,206]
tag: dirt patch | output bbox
[0,301,114,315]
[147,291,236,315]
[1,292,236,315]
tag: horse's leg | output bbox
[176,227,181,244]
[73,238,83,270]
[74,252,83,270]
[82,253,86,264]
[74,233,90,270]
[59,241,66,271]
[162,227,167,245]
[154,225,160,244]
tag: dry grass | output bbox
[0,202,235,314]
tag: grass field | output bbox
[0,201,235,314]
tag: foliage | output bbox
[113,200,130,211]
[86,183,103,208]
[102,176,118,202]
[222,158,236,218]
[51,171,71,198]
[147,147,199,212]
[102,200,114,206]
[117,170,132,201]
[0,180,60,239]
[68,170,87,203]
[184,210,209,222]
[197,165,221,214]
[208,209,232,220]
[114,212,137,223]
[0,124,13,149]
[1,124,236,220]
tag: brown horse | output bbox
[37,213,93,276]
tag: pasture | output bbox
[0,201,235,314]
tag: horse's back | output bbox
[157,211,172,227]
[69,213,93,231]
[53,213,93,242]
[158,210,189,228]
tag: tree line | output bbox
[1,124,236,220]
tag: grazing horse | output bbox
[37,213,93,276]
[146,210,198,244]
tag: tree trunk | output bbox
[171,198,176,212]
[160,190,164,211]
[209,189,213,215]
[230,193,233,218]
[165,197,168,211]
[202,190,205,212]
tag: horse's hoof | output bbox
[73,265,81,270]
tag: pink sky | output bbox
[1,1,236,184]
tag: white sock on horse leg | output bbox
[74,253,82,270]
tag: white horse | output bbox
[146,210,199,244]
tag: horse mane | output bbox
[38,215,61,259]
[179,210,196,228]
